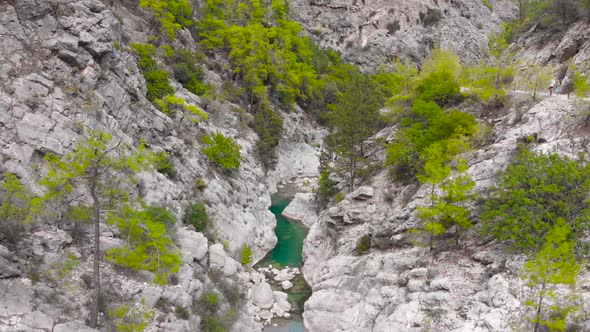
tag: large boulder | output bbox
[250,281,274,309]
[53,321,98,332]
[178,228,208,263]
[0,245,21,278]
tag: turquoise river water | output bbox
[259,195,308,332]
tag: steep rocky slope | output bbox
[301,95,590,331]
[0,0,322,331]
[290,0,517,70]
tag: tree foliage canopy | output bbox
[482,149,590,253]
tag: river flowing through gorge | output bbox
[257,191,312,332]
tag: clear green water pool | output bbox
[258,196,309,268]
[259,195,310,332]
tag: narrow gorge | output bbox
[2,0,590,332]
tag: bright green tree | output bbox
[481,149,590,253]
[240,244,252,265]
[202,132,241,171]
[522,221,582,332]
[0,173,42,245]
[40,131,153,328]
[106,205,181,284]
[386,99,477,180]
[417,156,475,250]
[139,0,194,40]
[524,63,553,100]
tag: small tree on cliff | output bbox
[325,73,383,191]
[40,131,153,328]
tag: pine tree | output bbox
[40,131,153,328]
[522,221,582,332]
[417,155,475,250]
[325,73,384,191]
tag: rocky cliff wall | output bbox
[0,0,322,330]
[289,0,517,70]
[301,95,590,331]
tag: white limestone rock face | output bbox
[282,192,318,227]
[302,97,590,332]
[290,0,518,70]
[178,228,209,263]
[0,0,322,330]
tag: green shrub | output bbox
[144,69,174,101]
[182,203,209,232]
[422,8,443,27]
[106,205,181,285]
[386,100,477,180]
[198,292,219,315]
[356,234,371,255]
[316,172,339,207]
[202,132,241,171]
[132,43,158,71]
[202,316,227,332]
[175,306,190,320]
[139,0,194,40]
[144,205,176,228]
[253,105,283,167]
[194,177,207,191]
[416,71,461,107]
[0,173,42,245]
[109,303,155,332]
[154,152,176,178]
[171,49,209,96]
[387,20,400,35]
[131,43,174,102]
[481,0,493,11]
[335,192,344,202]
[481,149,590,254]
[240,244,252,265]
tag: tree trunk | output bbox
[349,154,355,192]
[89,173,101,328]
[533,282,546,332]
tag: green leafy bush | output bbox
[481,149,590,253]
[144,205,176,228]
[356,234,371,255]
[182,203,209,232]
[202,132,241,171]
[240,244,252,265]
[315,172,339,207]
[171,49,209,96]
[106,205,181,285]
[154,94,208,121]
[154,152,176,178]
[175,306,190,320]
[422,8,443,27]
[139,0,194,40]
[144,69,175,101]
[198,292,219,315]
[109,303,155,332]
[131,43,173,102]
[0,173,42,245]
[386,100,477,180]
[416,71,461,107]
